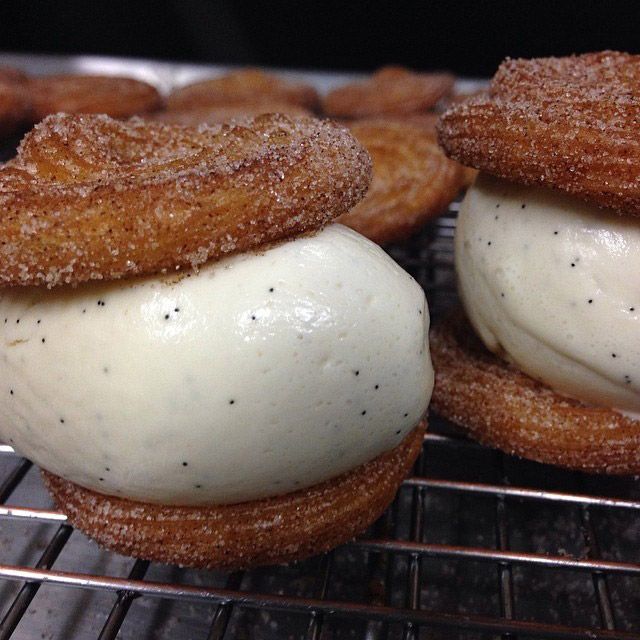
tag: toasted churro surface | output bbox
[0,113,371,287]
[438,51,640,215]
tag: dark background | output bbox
[1,0,638,76]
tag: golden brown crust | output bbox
[43,422,425,570]
[0,113,371,288]
[375,113,477,188]
[27,74,163,121]
[323,66,454,119]
[338,120,463,244]
[167,69,320,112]
[458,166,479,188]
[375,112,440,138]
[430,311,640,474]
[150,101,313,126]
[438,51,640,216]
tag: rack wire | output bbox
[0,200,639,639]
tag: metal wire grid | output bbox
[0,203,637,639]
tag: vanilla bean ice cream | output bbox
[0,224,433,505]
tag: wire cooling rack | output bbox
[0,203,639,640]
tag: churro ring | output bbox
[376,112,477,187]
[43,422,425,570]
[0,81,30,137]
[0,66,30,136]
[0,66,27,85]
[323,66,454,119]
[438,51,640,216]
[27,74,162,121]
[430,312,640,474]
[150,101,312,126]
[377,112,440,139]
[167,69,320,112]
[0,112,371,288]
[338,120,463,244]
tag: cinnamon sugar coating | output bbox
[0,113,372,287]
[431,312,640,474]
[27,74,163,122]
[167,69,320,112]
[323,66,454,119]
[43,422,425,570]
[338,120,463,244]
[438,51,640,216]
